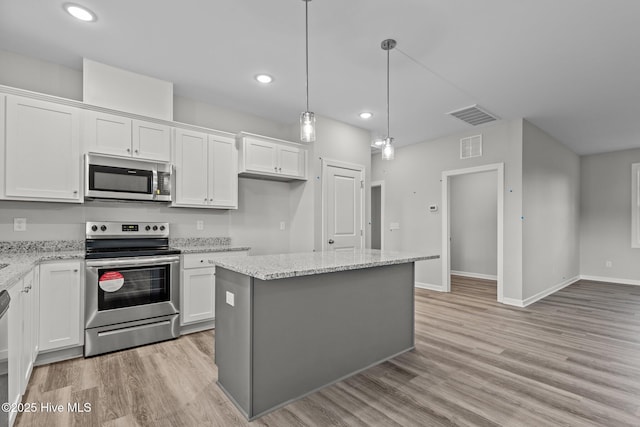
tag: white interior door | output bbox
[324,161,364,251]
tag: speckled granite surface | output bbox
[0,250,85,293]
[169,237,250,254]
[0,240,84,253]
[214,249,439,281]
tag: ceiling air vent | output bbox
[448,104,498,126]
[460,135,482,159]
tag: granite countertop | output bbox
[214,249,439,281]
[0,250,85,293]
[168,237,250,254]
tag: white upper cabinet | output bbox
[173,129,238,209]
[85,110,171,162]
[3,95,82,202]
[174,128,209,206]
[237,133,307,181]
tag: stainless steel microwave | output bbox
[85,153,171,202]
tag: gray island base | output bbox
[214,250,433,420]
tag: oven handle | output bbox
[86,255,180,268]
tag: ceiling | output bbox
[1,0,639,155]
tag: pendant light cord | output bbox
[305,0,310,112]
[386,45,390,139]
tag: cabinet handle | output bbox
[200,260,204,263]
[134,149,139,154]
[126,148,131,153]
[209,198,213,202]
[274,166,277,172]
[73,190,78,195]
[73,269,78,272]
[279,167,282,172]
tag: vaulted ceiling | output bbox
[1,0,639,155]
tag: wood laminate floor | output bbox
[15,277,640,427]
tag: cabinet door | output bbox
[133,119,171,162]
[39,262,82,352]
[244,138,278,174]
[181,268,215,325]
[174,129,209,206]
[7,281,22,421]
[20,270,34,395]
[209,136,238,208]
[84,110,132,157]
[278,145,305,178]
[5,96,81,202]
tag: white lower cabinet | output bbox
[39,261,83,352]
[6,267,38,426]
[181,267,216,325]
[180,252,247,327]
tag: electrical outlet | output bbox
[390,222,400,230]
[225,291,235,307]
[13,218,26,232]
[196,220,204,231]
[605,260,613,268]
[280,221,286,230]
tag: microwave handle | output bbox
[152,169,158,198]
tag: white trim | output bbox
[321,158,366,251]
[415,282,446,292]
[501,276,581,308]
[442,163,504,302]
[451,271,498,281]
[632,163,640,248]
[371,180,385,250]
[502,297,525,307]
[580,275,640,286]
[522,276,580,306]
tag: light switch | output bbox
[225,291,235,307]
[280,221,286,230]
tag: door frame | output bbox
[321,158,365,251]
[441,163,504,302]
[371,180,385,250]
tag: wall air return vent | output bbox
[460,135,482,159]
[448,104,498,126]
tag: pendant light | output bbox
[381,39,396,160]
[300,0,316,142]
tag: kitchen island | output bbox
[213,249,436,420]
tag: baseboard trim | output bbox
[35,346,84,366]
[450,271,498,281]
[522,275,580,307]
[180,320,215,335]
[502,297,525,307]
[415,282,445,292]
[580,275,640,286]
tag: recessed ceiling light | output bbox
[255,74,273,84]
[359,112,373,119]
[64,3,97,22]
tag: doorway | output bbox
[322,159,365,251]
[371,181,384,250]
[442,163,504,302]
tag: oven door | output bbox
[85,255,179,329]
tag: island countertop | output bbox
[214,249,438,280]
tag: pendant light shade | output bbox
[382,137,395,160]
[300,0,316,143]
[381,39,396,160]
[300,111,316,142]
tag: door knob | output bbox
[328,239,335,244]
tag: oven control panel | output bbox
[86,221,170,238]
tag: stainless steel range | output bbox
[84,221,180,357]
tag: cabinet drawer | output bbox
[182,251,247,269]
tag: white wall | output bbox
[522,120,580,300]
[450,171,497,277]
[371,119,524,300]
[580,148,640,282]
[0,48,372,256]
